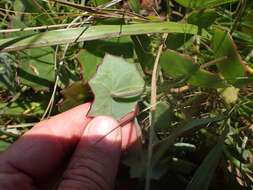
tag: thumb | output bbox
[58,116,122,190]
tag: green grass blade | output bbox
[152,116,225,165]
[0,22,201,52]
[175,0,239,9]
[186,141,224,190]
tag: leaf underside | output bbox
[88,54,145,119]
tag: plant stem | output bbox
[145,34,166,190]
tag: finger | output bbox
[121,120,138,151]
[58,116,121,190]
[0,103,92,181]
[119,109,139,151]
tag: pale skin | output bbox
[0,102,138,190]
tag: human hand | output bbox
[0,103,138,190]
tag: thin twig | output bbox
[230,0,246,34]
[245,64,253,75]
[91,109,138,145]
[245,49,253,62]
[170,85,190,93]
[41,16,82,120]
[150,44,164,111]
[41,45,60,120]
[200,56,228,69]
[1,123,36,129]
[145,34,167,190]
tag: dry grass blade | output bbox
[0,22,200,52]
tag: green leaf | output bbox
[58,81,91,112]
[88,54,145,119]
[128,0,140,13]
[165,34,193,50]
[188,69,226,88]
[78,38,134,80]
[14,0,54,25]
[0,141,10,151]
[154,101,172,132]
[131,35,155,72]
[186,141,224,190]
[165,10,216,50]
[0,98,45,117]
[79,49,101,81]
[187,10,217,29]
[213,29,245,84]
[175,0,238,9]
[8,16,35,37]
[15,0,48,13]
[0,22,204,52]
[160,50,225,88]
[18,47,55,90]
[91,0,111,6]
[160,50,198,78]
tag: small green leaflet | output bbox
[18,47,55,91]
[213,29,245,84]
[160,50,226,88]
[88,54,145,119]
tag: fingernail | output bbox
[84,116,121,145]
